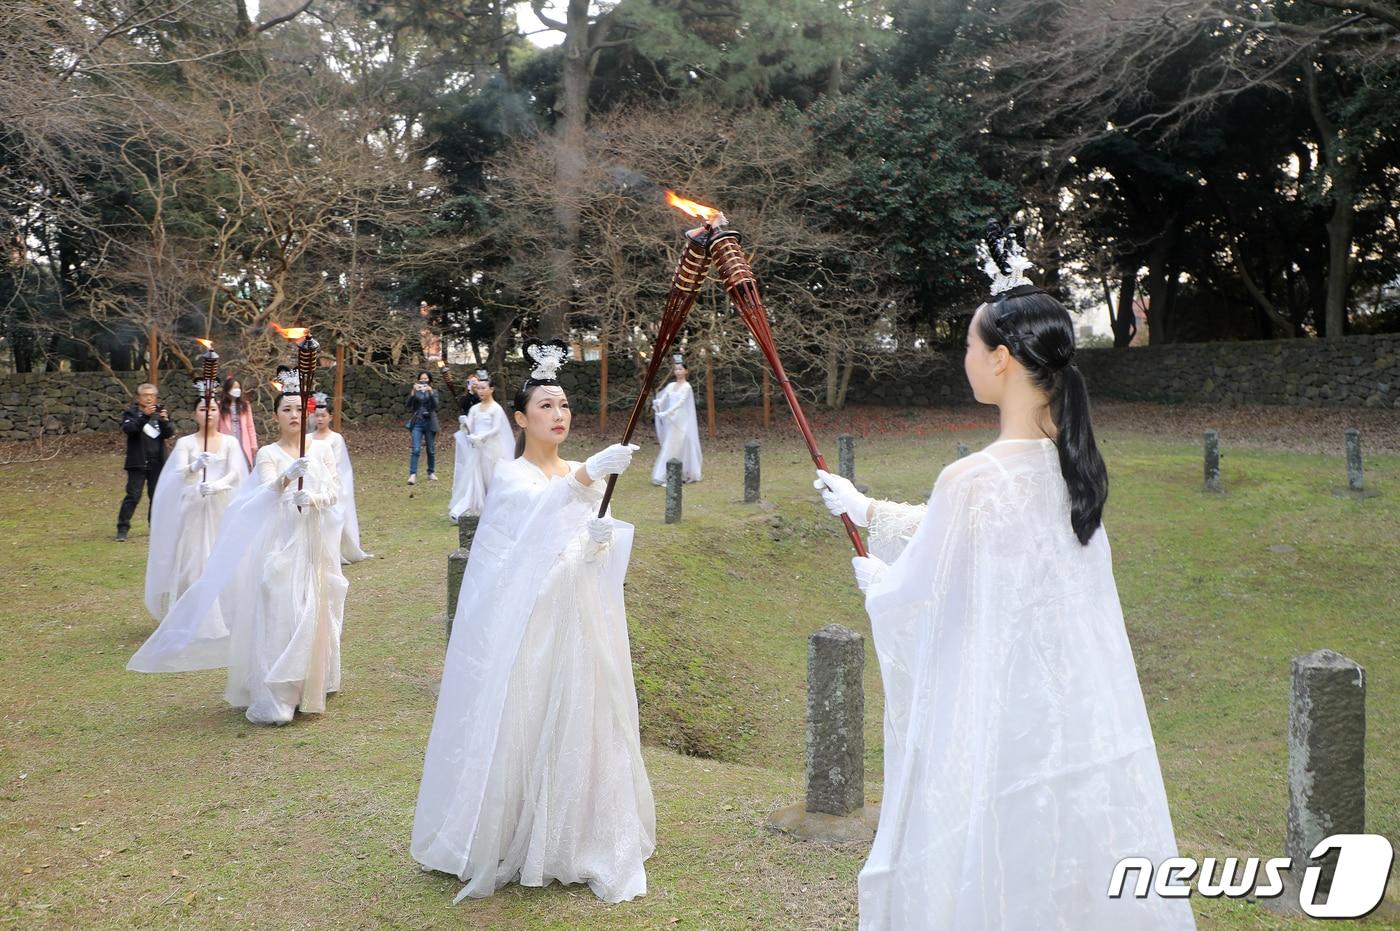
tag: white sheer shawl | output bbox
[650,381,702,484]
[858,438,1194,931]
[143,432,247,621]
[413,456,651,901]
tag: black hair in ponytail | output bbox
[975,290,1108,545]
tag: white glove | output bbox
[584,443,640,482]
[584,516,613,562]
[852,555,888,593]
[458,415,468,429]
[279,457,311,483]
[814,469,872,528]
[188,451,214,473]
[468,433,483,448]
[292,489,313,509]
[198,481,216,497]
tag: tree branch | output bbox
[257,0,315,34]
[1305,0,1400,31]
[530,0,567,32]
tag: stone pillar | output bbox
[664,459,682,524]
[1285,649,1365,897]
[805,624,865,816]
[765,623,876,844]
[446,515,480,640]
[1345,428,1363,492]
[838,434,855,482]
[955,441,970,459]
[744,441,760,503]
[1204,429,1222,492]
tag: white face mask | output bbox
[229,388,242,398]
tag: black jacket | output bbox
[121,404,175,470]
[404,388,441,432]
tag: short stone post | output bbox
[1345,428,1363,493]
[806,625,864,816]
[446,515,480,640]
[664,459,682,524]
[1284,649,1365,900]
[766,625,877,843]
[1204,429,1222,492]
[956,441,970,459]
[838,434,855,482]
[743,441,761,503]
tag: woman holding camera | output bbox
[404,371,440,485]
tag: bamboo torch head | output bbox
[708,230,757,293]
[297,334,320,417]
[194,339,219,399]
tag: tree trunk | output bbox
[541,0,593,340]
[598,328,608,434]
[1322,162,1357,338]
[147,325,158,386]
[835,354,855,410]
[333,342,346,432]
[1111,271,1138,348]
[1143,217,1181,345]
[824,339,838,408]
[761,366,771,428]
[704,346,716,438]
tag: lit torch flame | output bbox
[270,322,309,340]
[195,338,214,349]
[665,191,722,223]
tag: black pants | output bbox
[117,465,159,533]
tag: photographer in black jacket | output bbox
[116,382,174,542]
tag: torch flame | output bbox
[665,191,721,222]
[270,322,309,340]
[194,337,214,349]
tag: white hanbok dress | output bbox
[313,431,371,563]
[650,381,702,484]
[144,432,247,621]
[857,438,1194,931]
[448,400,514,520]
[413,457,655,903]
[128,441,349,726]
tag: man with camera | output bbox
[116,382,174,542]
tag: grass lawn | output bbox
[1,404,1396,929]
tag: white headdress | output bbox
[977,220,1038,299]
[523,339,569,384]
[274,368,302,394]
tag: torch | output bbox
[273,324,318,511]
[194,339,219,482]
[709,229,868,557]
[435,359,462,413]
[596,192,720,518]
[296,333,320,510]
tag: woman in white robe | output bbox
[448,376,514,521]
[144,396,247,621]
[817,280,1195,930]
[128,390,349,727]
[650,360,702,485]
[413,338,654,904]
[307,395,372,563]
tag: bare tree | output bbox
[487,103,907,408]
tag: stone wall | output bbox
[1,332,1395,441]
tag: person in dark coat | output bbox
[116,382,175,541]
[404,370,441,485]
